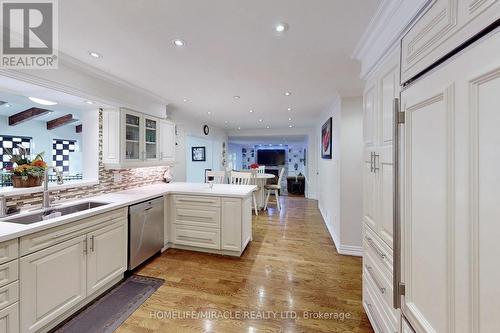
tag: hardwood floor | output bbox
[117,196,374,333]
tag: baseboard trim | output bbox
[318,203,363,257]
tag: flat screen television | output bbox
[257,149,285,166]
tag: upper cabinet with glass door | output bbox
[102,108,175,169]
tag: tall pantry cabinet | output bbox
[362,46,400,333]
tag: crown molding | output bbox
[57,53,170,106]
[352,0,433,79]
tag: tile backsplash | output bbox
[6,110,169,209]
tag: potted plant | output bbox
[5,146,48,188]
[249,163,259,169]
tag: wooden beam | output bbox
[75,124,82,133]
[47,114,77,130]
[9,107,51,126]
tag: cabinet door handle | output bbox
[365,264,386,294]
[370,152,374,172]
[365,236,386,260]
[90,235,95,252]
[373,153,380,172]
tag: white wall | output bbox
[339,97,364,250]
[169,113,227,182]
[316,96,363,256]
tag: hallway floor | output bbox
[117,196,374,333]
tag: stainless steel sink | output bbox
[2,201,110,225]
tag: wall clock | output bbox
[203,124,210,135]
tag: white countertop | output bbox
[0,182,256,243]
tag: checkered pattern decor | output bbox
[0,136,32,170]
[53,139,76,173]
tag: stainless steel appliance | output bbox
[128,197,164,270]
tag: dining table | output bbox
[251,173,275,209]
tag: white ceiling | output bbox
[58,0,379,130]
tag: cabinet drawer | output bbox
[174,195,220,207]
[172,225,220,250]
[0,240,18,265]
[0,302,19,333]
[363,272,396,333]
[364,252,398,329]
[0,261,18,289]
[20,208,127,256]
[364,225,393,278]
[0,282,18,311]
[175,206,220,228]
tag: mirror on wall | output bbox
[0,78,103,192]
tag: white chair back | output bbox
[230,171,252,185]
[206,170,226,184]
[277,167,285,185]
[257,165,266,174]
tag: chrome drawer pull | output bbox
[365,265,386,294]
[366,303,385,333]
[366,236,386,260]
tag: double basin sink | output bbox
[1,201,110,225]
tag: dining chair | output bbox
[230,171,259,215]
[205,170,226,184]
[264,167,285,211]
[257,165,266,174]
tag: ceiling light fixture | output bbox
[258,119,263,122]
[289,124,293,128]
[84,100,95,105]
[284,92,291,96]
[233,95,241,100]
[287,107,292,111]
[28,97,57,106]
[288,117,292,121]
[173,39,185,47]
[4,104,10,107]
[183,98,188,102]
[249,109,254,113]
[224,120,228,124]
[275,22,289,33]
[207,111,211,115]
[266,125,270,129]
[237,126,241,130]
[89,51,101,58]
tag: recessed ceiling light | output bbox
[173,39,185,47]
[284,92,291,96]
[207,111,211,115]
[287,107,292,111]
[233,95,241,100]
[266,125,270,129]
[275,22,289,33]
[84,100,95,105]
[4,104,10,107]
[288,117,292,121]
[28,97,57,106]
[183,98,188,102]
[237,126,241,130]
[89,51,101,58]
[249,109,254,113]
[224,120,228,124]
[289,124,293,128]
[258,119,263,122]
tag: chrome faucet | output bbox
[42,167,64,209]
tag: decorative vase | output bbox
[11,175,42,188]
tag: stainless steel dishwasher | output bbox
[128,196,164,270]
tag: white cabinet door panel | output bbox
[87,222,127,295]
[160,120,175,161]
[378,146,394,248]
[0,303,18,333]
[221,198,242,252]
[20,235,87,333]
[364,83,377,148]
[363,151,378,232]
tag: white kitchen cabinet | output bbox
[168,194,252,256]
[159,120,175,162]
[362,46,400,332]
[400,28,500,333]
[102,108,175,169]
[0,303,19,333]
[20,235,87,333]
[401,0,500,83]
[86,221,127,295]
